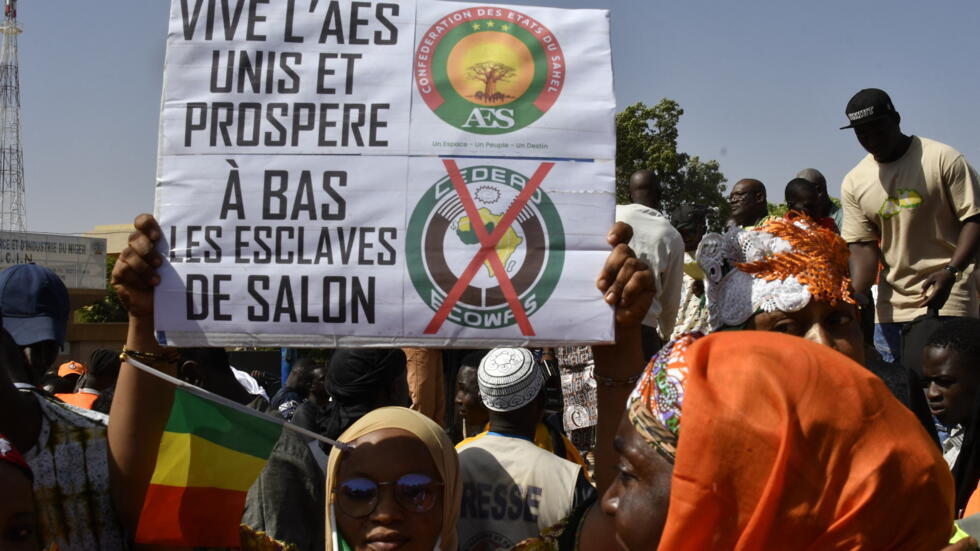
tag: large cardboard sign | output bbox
[155,0,615,347]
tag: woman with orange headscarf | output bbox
[599,331,957,550]
[516,222,965,551]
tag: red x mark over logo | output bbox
[424,159,555,336]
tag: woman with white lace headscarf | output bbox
[692,211,939,446]
[694,211,863,363]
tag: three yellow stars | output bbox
[471,21,510,31]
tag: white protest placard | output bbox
[0,231,107,290]
[155,0,616,347]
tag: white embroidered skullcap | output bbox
[477,347,544,412]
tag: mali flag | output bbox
[135,387,282,547]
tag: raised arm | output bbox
[592,222,654,494]
[106,214,179,537]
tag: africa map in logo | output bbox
[414,7,566,134]
[407,163,564,332]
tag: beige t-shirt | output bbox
[456,433,581,551]
[842,136,980,322]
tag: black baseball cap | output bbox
[0,264,69,347]
[840,88,897,129]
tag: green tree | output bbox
[768,202,789,217]
[78,255,127,323]
[616,100,730,230]
[768,196,840,219]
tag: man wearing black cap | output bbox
[840,88,980,365]
[0,263,70,380]
[0,264,127,549]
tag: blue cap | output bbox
[0,264,69,347]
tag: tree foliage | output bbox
[78,255,127,323]
[768,202,789,217]
[768,196,840,219]
[616,100,730,230]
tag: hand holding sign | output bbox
[596,222,655,330]
[113,214,163,320]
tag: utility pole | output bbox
[0,0,25,232]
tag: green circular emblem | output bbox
[406,165,565,330]
[415,8,567,134]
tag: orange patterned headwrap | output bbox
[696,212,855,330]
[740,212,854,307]
[657,331,954,551]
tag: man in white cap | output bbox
[456,347,595,551]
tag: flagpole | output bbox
[123,355,354,452]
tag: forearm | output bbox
[107,315,177,535]
[403,348,445,425]
[949,218,980,271]
[848,241,880,294]
[592,323,644,494]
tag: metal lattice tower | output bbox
[0,0,24,232]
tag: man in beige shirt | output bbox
[615,170,685,358]
[840,88,980,364]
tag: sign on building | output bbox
[0,231,107,290]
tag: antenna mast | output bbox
[0,0,25,232]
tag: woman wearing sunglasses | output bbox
[325,407,462,551]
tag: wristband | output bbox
[120,346,180,366]
[944,265,962,281]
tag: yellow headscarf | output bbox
[325,407,461,551]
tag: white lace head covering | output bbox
[477,347,544,412]
[695,214,853,330]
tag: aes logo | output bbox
[414,7,566,134]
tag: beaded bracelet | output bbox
[593,372,641,387]
[120,346,180,365]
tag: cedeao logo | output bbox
[406,165,565,330]
[414,7,566,134]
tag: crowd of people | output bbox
[2,88,980,550]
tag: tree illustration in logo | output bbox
[466,61,517,103]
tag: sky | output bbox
[18,0,980,235]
